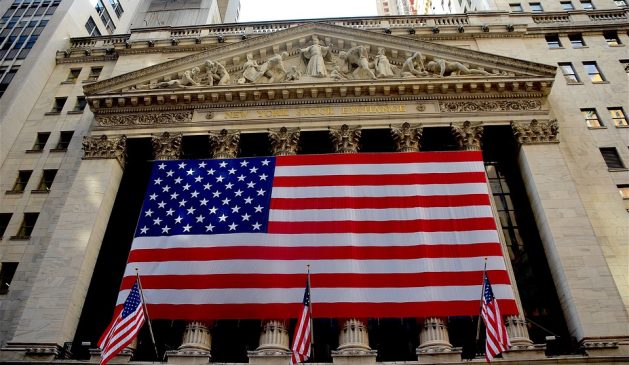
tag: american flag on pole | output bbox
[481,274,511,362]
[99,280,145,365]
[116,151,518,319]
[291,281,312,365]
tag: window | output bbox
[619,184,629,199]
[561,1,575,9]
[600,147,625,169]
[608,107,628,127]
[510,3,523,11]
[603,31,621,46]
[35,169,57,192]
[0,66,19,98]
[558,63,580,83]
[87,66,102,81]
[622,60,629,75]
[581,108,603,128]
[529,2,543,11]
[30,132,50,151]
[568,33,585,48]
[583,61,605,82]
[10,170,32,192]
[108,0,124,17]
[546,34,562,48]
[615,0,628,7]
[85,16,101,36]
[50,96,67,113]
[0,262,18,294]
[72,96,86,112]
[0,213,11,239]
[95,0,115,34]
[580,0,594,9]
[54,131,73,151]
[13,213,38,239]
[65,68,81,83]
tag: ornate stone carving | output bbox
[425,58,492,77]
[439,100,542,113]
[269,127,300,156]
[511,119,559,145]
[451,121,484,151]
[238,52,291,84]
[151,132,183,160]
[401,52,428,77]
[209,129,240,158]
[299,37,331,78]
[96,111,193,127]
[417,317,453,353]
[204,60,230,86]
[135,67,201,89]
[339,45,376,80]
[374,47,395,78]
[391,122,422,152]
[82,135,127,167]
[329,124,362,154]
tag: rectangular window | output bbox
[603,31,621,46]
[0,262,18,294]
[35,169,57,192]
[583,61,605,82]
[30,132,50,151]
[54,131,74,150]
[568,33,585,48]
[95,0,115,34]
[0,213,11,239]
[546,34,562,48]
[66,68,81,82]
[108,0,124,17]
[561,1,575,9]
[619,184,629,199]
[581,0,594,9]
[87,66,102,81]
[558,62,580,83]
[615,0,628,7]
[50,96,67,113]
[73,96,86,112]
[608,107,628,127]
[581,108,603,128]
[10,170,32,192]
[600,147,625,169]
[13,213,38,239]
[85,16,101,36]
[529,2,543,11]
[510,3,523,11]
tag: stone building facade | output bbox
[0,2,627,364]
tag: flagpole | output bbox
[476,258,488,343]
[306,264,314,360]
[135,268,159,360]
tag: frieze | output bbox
[511,119,559,145]
[439,99,541,112]
[95,111,193,126]
[82,135,127,167]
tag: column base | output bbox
[331,349,377,364]
[581,336,629,357]
[247,350,291,365]
[416,346,462,363]
[165,349,211,364]
[0,342,67,361]
[501,344,546,361]
[89,347,134,363]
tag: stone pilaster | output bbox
[450,121,483,151]
[329,124,361,154]
[511,119,559,145]
[82,134,128,167]
[209,129,240,158]
[391,122,422,152]
[151,131,183,160]
[268,127,301,156]
[166,321,212,363]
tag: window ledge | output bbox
[591,81,610,84]
[49,148,68,153]
[60,81,77,85]
[67,110,84,114]
[615,125,629,128]
[609,168,629,172]
[9,236,31,241]
[5,190,24,195]
[25,149,44,154]
[588,126,607,129]
[31,189,50,194]
[44,111,61,116]
[571,46,589,49]
[82,80,97,83]
[548,47,564,50]
[608,44,625,48]
[566,81,583,85]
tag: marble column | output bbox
[0,135,127,361]
[248,127,299,364]
[451,122,537,359]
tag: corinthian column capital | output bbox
[151,132,183,160]
[82,134,128,167]
[511,119,559,145]
[329,124,362,154]
[269,127,301,156]
[451,121,484,151]
[209,129,240,158]
[391,122,423,152]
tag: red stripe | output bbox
[276,151,483,166]
[127,243,503,262]
[270,194,490,209]
[123,300,519,320]
[119,271,512,291]
[273,172,487,187]
[268,217,497,234]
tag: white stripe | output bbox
[102,312,145,360]
[130,230,500,250]
[269,206,493,222]
[274,161,484,177]
[117,285,515,305]
[123,256,508,277]
[271,183,488,198]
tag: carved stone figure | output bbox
[135,67,201,89]
[425,59,493,77]
[151,132,183,160]
[329,124,362,154]
[374,47,395,78]
[260,52,289,83]
[330,66,348,80]
[285,66,301,81]
[299,37,330,78]
[451,121,484,151]
[209,129,240,158]
[391,122,423,152]
[401,52,428,77]
[204,60,230,86]
[269,127,300,156]
[339,45,376,80]
[238,53,262,84]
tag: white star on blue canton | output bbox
[158,163,166,170]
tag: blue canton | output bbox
[135,157,276,237]
[483,276,495,304]
[122,282,142,318]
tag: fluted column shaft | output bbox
[179,321,212,352]
[418,318,453,352]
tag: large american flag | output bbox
[481,274,511,361]
[116,151,518,319]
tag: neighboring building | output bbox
[0,1,628,365]
[130,0,241,28]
